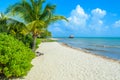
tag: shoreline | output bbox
[21,42,120,80]
[59,42,120,64]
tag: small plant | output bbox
[36,38,41,49]
[0,33,35,78]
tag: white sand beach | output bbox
[22,42,120,80]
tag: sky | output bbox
[0,0,120,37]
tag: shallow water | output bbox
[58,37,120,60]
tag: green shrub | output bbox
[0,33,35,78]
[20,34,33,48]
[36,38,41,49]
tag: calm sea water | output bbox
[58,38,120,60]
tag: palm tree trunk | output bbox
[32,35,36,52]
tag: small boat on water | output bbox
[69,35,74,38]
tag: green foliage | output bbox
[8,21,26,39]
[36,38,41,49]
[0,33,35,78]
[20,34,33,48]
[39,30,51,38]
[7,0,68,51]
[0,13,9,33]
[41,38,57,42]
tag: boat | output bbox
[69,35,74,38]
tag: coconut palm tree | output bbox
[0,13,26,37]
[0,13,9,33]
[7,0,68,51]
[0,13,32,48]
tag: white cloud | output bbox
[67,5,88,28]
[89,8,107,32]
[91,8,106,18]
[49,5,108,37]
[66,7,107,32]
[113,20,120,27]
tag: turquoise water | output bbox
[58,38,120,60]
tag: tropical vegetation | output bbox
[0,13,32,48]
[0,0,67,78]
[0,33,35,78]
[7,0,68,51]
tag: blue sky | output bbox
[0,0,120,37]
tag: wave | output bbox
[83,48,107,52]
[89,44,120,48]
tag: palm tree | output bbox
[0,13,33,48]
[7,0,68,51]
[0,13,26,37]
[0,13,9,33]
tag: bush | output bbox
[21,34,41,49]
[0,33,35,78]
[36,38,41,49]
[20,34,33,48]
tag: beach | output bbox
[22,42,120,80]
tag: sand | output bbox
[20,42,120,80]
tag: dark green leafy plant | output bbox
[7,0,68,51]
[39,30,51,38]
[36,38,41,49]
[0,33,35,78]
[20,33,33,48]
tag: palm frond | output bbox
[39,4,56,20]
[7,1,33,23]
[37,0,45,13]
[45,15,68,26]
[6,0,68,37]
[26,20,46,33]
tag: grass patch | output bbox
[40,38,57,42]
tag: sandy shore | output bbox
[21,42,120,80]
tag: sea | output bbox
[58,37,120,60]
